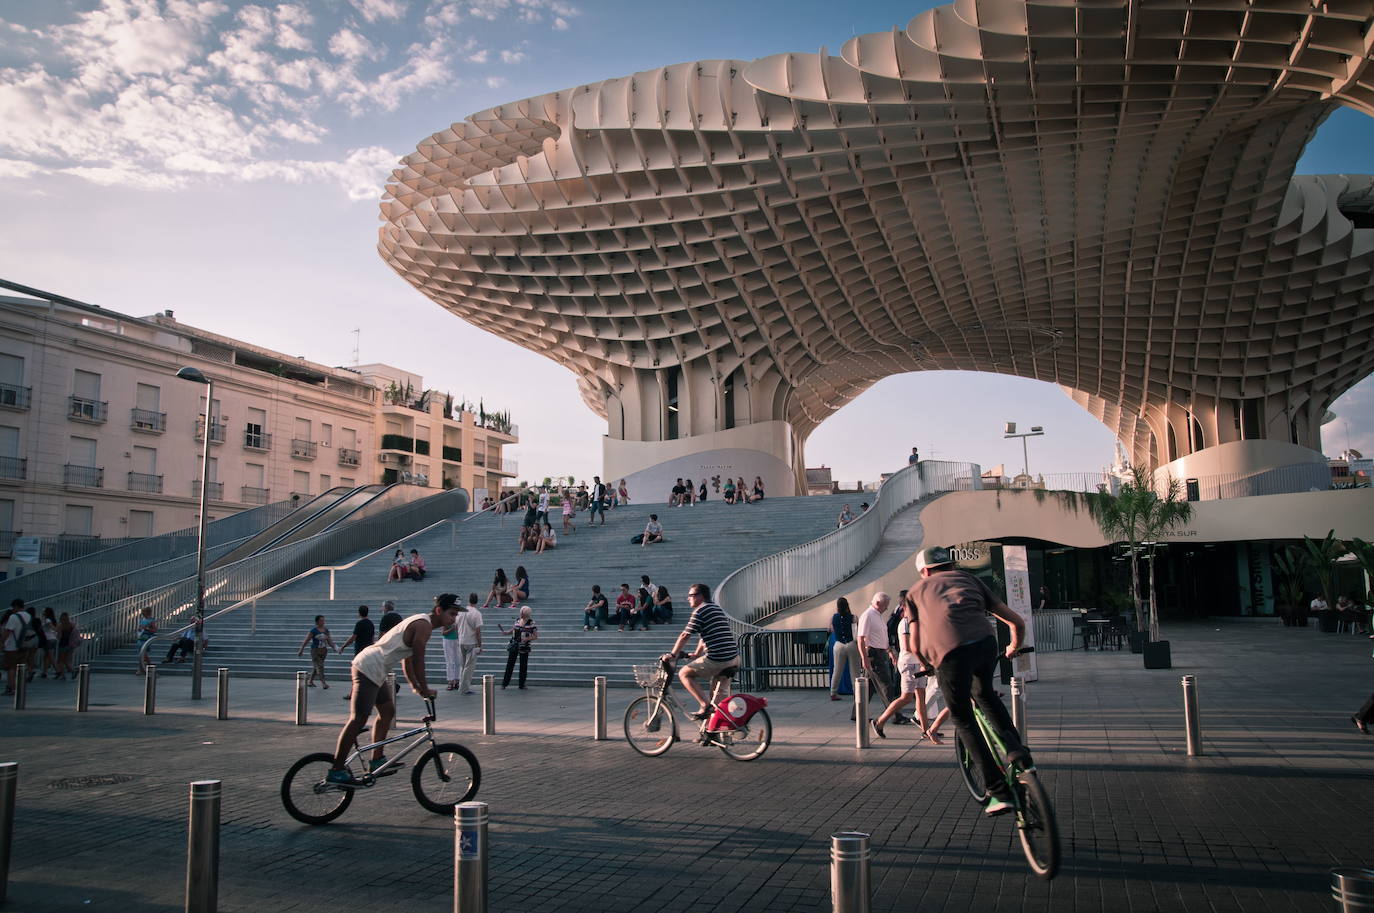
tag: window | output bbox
[0,499,14,532]
[73,369,100,400]
[70,369,105,422]
[723,369,736,430]
[245,407,269,449]
[295,417,311,440]
[0,354,21,386]
[64,504,93,537]
[136,383,160,411]
[340,477,355,487]
[128,510,154,537]
[69,436,97,467]
[320,474,332,490]
[342,427,357,448]
[320,423,333,447]
[292,469,310,497]
[132,446,157,475]
[0,426,18,458]
[245,463,265,487]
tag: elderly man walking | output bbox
[856,592,900,716]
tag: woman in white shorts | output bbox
[870,601,950,742]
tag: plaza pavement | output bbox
[1,619,1371,912]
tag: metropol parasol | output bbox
[380,0,1374,497]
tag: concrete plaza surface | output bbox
[2,621,1371,912]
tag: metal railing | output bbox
[240,485,269,505]
[106,487,471,662]
[290,439,317,459]
[0,383,31,410]
[128,471,163,493]
[192,480,224,500]
[0,456,26,480]
[0,497,302,607]
[195,418,226,444]
[244,430,271,451]
[716,460,979,632]
[0,530,17,557]
[130,408,166,432]
[982,472,1123,495]
[1156,460,1340,501]
[338,447,360,466]
[63,464,104,488]
[500,457,519,475]
[68,396,107,423]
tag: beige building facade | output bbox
[0,288,517,577]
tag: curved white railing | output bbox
[716,460,980,632]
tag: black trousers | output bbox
[937,636,1026,801]
[865,647,897,706]
[503,648,529,688]
[1357,692,1374,725]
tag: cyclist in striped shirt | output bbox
[663,583,740,720]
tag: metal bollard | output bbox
[1010,677,1026,737]
[854,675,871,749]
[830,831,871,913]
[386,672,398,702]
[144,665,157,715]
[76,664,91,712]
[482,675,495,735]
[453,801,489,913]
[12,665,26,711]
[1182,675,1201,757]
[295,671,308,726]
[185,780,221,913]
[1331,867,1374,912]
[593,676,607,740]
[0,762,15,903]
[216,669,229,721]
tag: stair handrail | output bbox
[136,492,520,662]
[715,460,980,634]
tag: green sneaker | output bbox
[983,796,1013,816]
[326,769,360,788]
[369,756,403,777]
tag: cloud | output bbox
[499,49,526,64]
[350,0,408,23]
[239,145,399,200]
[328,28,379,61]
[484,75,506,88]
[0,158,43,179]
[466,48,489,64]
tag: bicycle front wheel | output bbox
[281,752,354,825]
[412,743,481,815]
[954,733,988,803]
[716,707,772,761]
[623,695,678,756]
[1016,771,1061,880]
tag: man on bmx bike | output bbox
[662,583,739,720]
[907,546,1030,815]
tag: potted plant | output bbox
[1272,546,1309,627]
[1305,531,1346,633]
[1089,466,1192,669]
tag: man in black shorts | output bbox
[663,583,739,719]
[908,546,1029,816]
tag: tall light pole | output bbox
[1003,421,1045,477]
[177,366,213,700]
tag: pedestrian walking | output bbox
[828,597,860,701]
[455,593,484,694]
[338,605,375,699]
[297,615,337,688]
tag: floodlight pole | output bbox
[1003,422,1046,477]
[178,366,213,700]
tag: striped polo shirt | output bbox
[683,601,738,662]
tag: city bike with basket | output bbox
[281,696,480,824]
[939,647,1060,879]
[623,655,772,761]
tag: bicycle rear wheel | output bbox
[281,752,354,825]
[1016,771,1061,880]
[715,708,772,761]
[412,743,481,814]
[954,733,988,803]
[623,695,677,756]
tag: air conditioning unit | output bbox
[379,453,410,465]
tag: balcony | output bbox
[380,433,414,452]
[338,447,361,467]
[290,439,317,460]
[241,485,270,505]
[192,479,225,501]
[442,445,462,463]
[63,464,105,488]
[68,396,108,424]
[130,408,167,433]
[244,430,272,451]
[0,530,17,557]
[0,456,24,481]
[127,471,164,494]
[497,457,519,476]
[0,383,31,411]
[195,417,226,444]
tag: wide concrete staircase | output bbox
[94,494,857,687]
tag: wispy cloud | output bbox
[0,0,580,199]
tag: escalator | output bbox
[210,486,372,567]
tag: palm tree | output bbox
[1089,466,1193,640]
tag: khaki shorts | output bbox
[685,655,740,689]
[349,667,395,720]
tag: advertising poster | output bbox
[1001,544,1039,681]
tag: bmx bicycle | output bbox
[623,655,772,761]
[943,647,1060,879]
[281,696,480,824]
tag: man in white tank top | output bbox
[328,593,459,785]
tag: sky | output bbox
[2,0,1372,490]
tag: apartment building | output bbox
[0,288,518,577]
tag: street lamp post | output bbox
[1003,421,1045,477]
[177,366,213,700]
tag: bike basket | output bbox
[633,664,668,688]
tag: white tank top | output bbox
[352,614,429,685]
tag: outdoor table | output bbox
[1087,618,1111,650]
